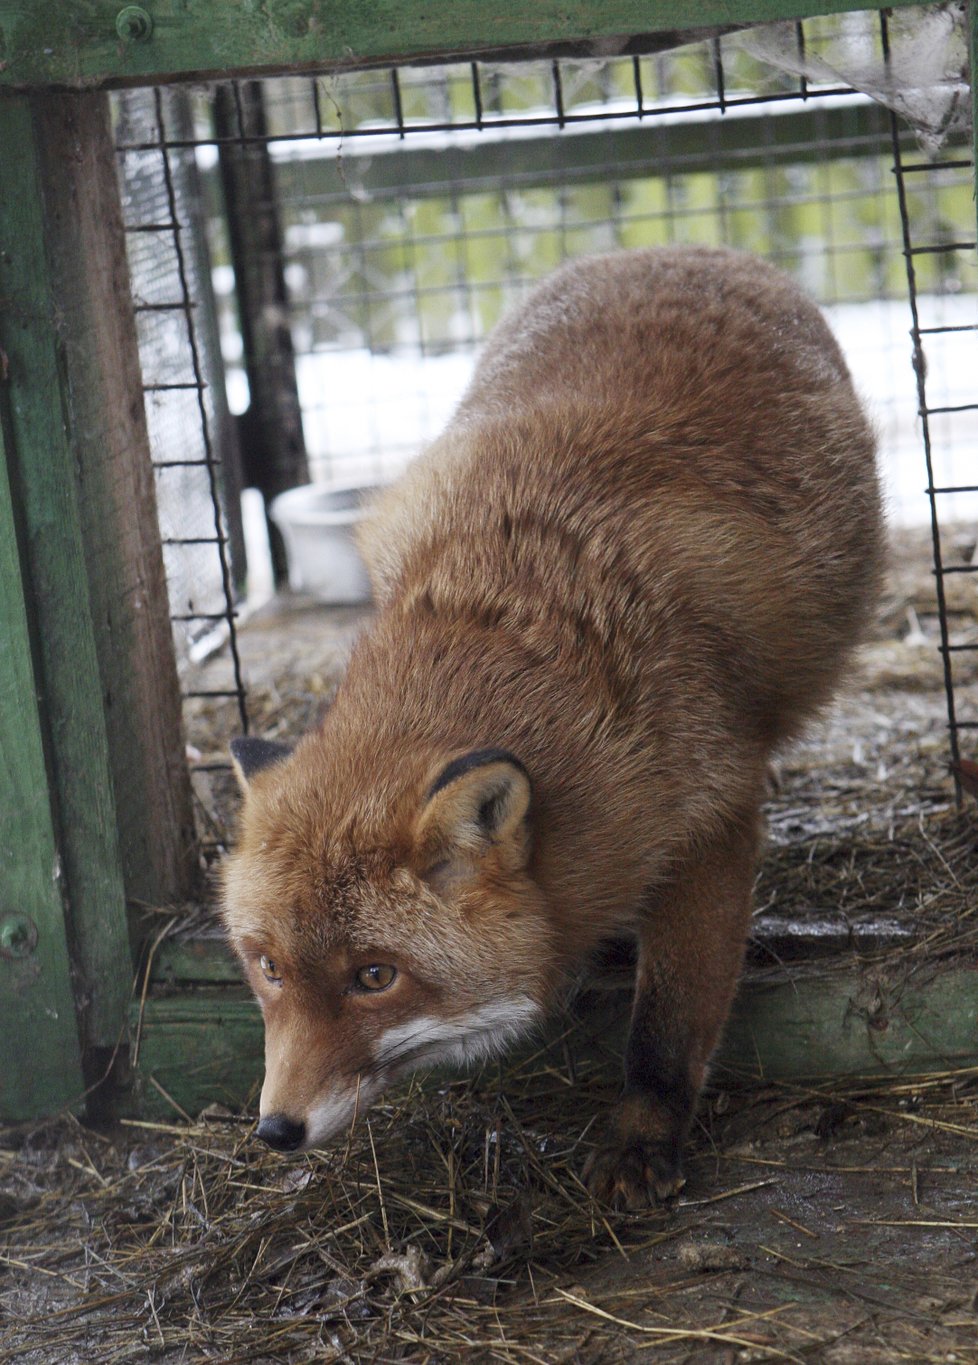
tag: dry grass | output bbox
[755,804,978,967]
[3,1045,978,1362]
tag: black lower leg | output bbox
[622,978,696,1162]
[584,977,695,1209]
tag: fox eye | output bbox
[355,964,397,992]
[259,954,282,983]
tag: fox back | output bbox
[223,247,882,1203]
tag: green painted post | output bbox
[0,94,135,1096]
[0,420,87,1118]
[0,0,933,92]
[28,91,199,915]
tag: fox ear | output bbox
[416,748,532,883]
[230,737,292,790]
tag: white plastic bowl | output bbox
[269,484,374,604]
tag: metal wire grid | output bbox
[115,87,248,738]
[252,109,962,503]
[888,137,978,785]
[112,11,976,819]
[114,25,849,154]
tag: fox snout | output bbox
[256,1112,306,1152]
[256,1093,359,1152]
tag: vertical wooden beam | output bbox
[0,91,131,1065]
[0,420,86,1119]
[215,82,309,583]
[30,91,199,912]
[0,91,194,1086]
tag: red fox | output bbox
[222,246,883,1209]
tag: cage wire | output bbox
[114,88,249,724]
[111,6,977,850]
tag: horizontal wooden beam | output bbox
[0,0,927,93]
[721,962,978,1084]
[148,907,918,988]
[153,937,241,985]
[130,958,978,1121]
[265,99,896,208]
[130,989,262,1117]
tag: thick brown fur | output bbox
[222,246,883,1205]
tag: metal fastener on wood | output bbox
[115,6,154,42]
[0,913,38,960]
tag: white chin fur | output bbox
[302,1086,370,1149]
[296,997,540,1149]
[372,995,541,1076]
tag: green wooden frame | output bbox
[0,97,131,1104]
[1,0,976,1123]
[133,941,978,1121]
[0,419,86,1118]
[0,1,930,91]
[0,91,195,1117]
[134,966,978,1120]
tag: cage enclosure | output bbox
[1,1,977,1125]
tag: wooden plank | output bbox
[214,81,308,583]
[0,95,133,1058]
[130,962,978,1120]
[29,91,198,912]
[153,937,241,985]
[721,964,978,1083]
[0,0,930,93]
[150,909,916,989]
[0,418,86,1119]
[131,989,263,1118]
[269,99,896,205]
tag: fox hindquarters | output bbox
[221,246,883,1211]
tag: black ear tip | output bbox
[428,747,528,800]
[230,736,292,781]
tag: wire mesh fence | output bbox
[111,7,977,844]
[115,88,248,727]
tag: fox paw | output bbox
[583,1140,686,1211]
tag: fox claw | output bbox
[583,1141,686,1211]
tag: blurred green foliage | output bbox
[208,35,974,358]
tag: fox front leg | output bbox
[584,812,759,1210]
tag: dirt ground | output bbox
[2,526,978,1362]
[2,1048,977,1361]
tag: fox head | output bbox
[221,737,553,1153]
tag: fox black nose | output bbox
[256,1113,306,1152]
